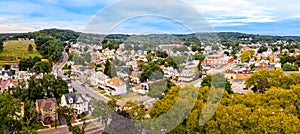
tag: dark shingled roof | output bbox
[63,92,87,104]
[36,98,57,111]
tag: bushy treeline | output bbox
[0,29,80,62]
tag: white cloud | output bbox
[1,0,300,34]
[182,0,276,27]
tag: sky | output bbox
[0,0,300,35]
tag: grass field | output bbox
[0,40,42,65]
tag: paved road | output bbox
[38,51,108,134]
[52,51,109,102]
[71,80,109,103]
[38,120,104,134]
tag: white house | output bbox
[90,72,109,89]
[131,85,147,95]
[60,93,89,115]
[106,77,127,96]
[179,69,195,82]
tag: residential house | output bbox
[90,72,109,89]
[36,98,58,124]
[179,68,195,82]
[163,67,180,78]
[106,77,127,96]
[132,85,147,95]
[141,81,154,91]
[0,73,18,92]
[60,93,89,115]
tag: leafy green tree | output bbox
[0,36,6,52]
[58,106,74,131]
[146,53,154,62]
[19,74,68,102]
[148,80,167,98]
[241,50,254,63]
[21,99,39,133]
[32,56,41,64]
[165,56,178,68]
[123,101,146,120]
[282,63,298,71]
[68,53,74,61]
[92,100,111,130]
[28,44,33,52]
[0,92,22,133]
[257,45,268,53]
[140,62,163,82]
[107,99,119,110]
[104,59,117,78]
[246,69,270,93]
[194,54,205,77]
[33,61,52,74]
[73,54,86,65]
[201,74,232,94]
[83,46,89,52]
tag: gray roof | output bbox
[63,93,87,104]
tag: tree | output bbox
[33,61,52,74]
[146,53,154,62]
[83,46,89,52]
[58,106,75,131]
[241,50,255,63]
[92,100,111,130]
[21,99,40,133]
[104,59,117,78]
[32,56,41,64]
[42,74,69,102]
[246,69,270,93]
[39,39,64,62]
[282,63,298,71]
[21,74,68,102]
[0,36,5,52]
[68,53,74,61]
[194,54,205,77]
[28,44,33,52]
[245,69,292,92]
[201,74,233,94]
[19,57,41,71]
[0,92,22,133]
[123,101,146,120]
[257,45,268,53]
[165,56,178,68]
[148,80,168,98]
[140,62,163,82]
[107,99,119,110]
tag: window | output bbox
[69,98,73,103]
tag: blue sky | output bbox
[0,0,300,35]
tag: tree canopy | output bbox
[241,50,255,63]
[140,62,164,82]
[245,69,300,92]
[33,61,52,74]
[104,59,117,78]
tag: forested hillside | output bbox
[0,29,80,62]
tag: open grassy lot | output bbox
[0,40,42,65]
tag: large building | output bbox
[204,54,234,66]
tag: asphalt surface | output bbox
[40,51,107,134]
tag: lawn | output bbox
[0,40,42,65]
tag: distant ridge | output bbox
[0,33,18,37]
